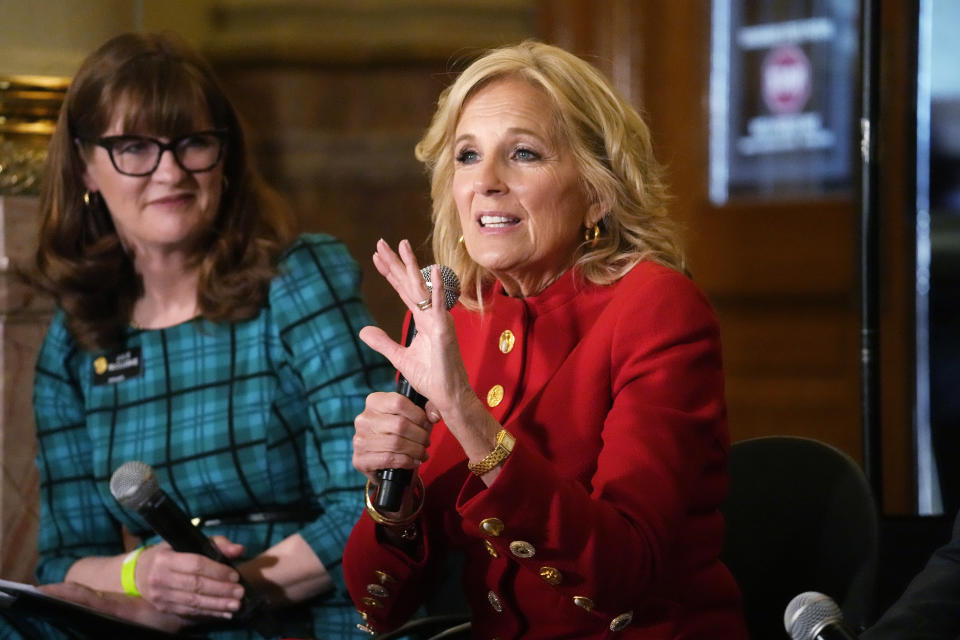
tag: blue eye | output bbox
[513,147,540,161]
[456,149,479,164]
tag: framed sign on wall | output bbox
[709,0,859,204]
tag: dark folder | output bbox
[0,578,203,639]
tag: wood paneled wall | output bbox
[214,61,449,340]
[875,1,920,514]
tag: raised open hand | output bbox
[358,239,473,419]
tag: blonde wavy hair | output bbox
[416,40,683,309]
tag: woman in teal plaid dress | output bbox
[1,32,392,639]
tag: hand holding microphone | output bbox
[110,461,278,636]
[375,262,461,511]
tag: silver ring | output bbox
[415,298,432,311]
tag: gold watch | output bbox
[468,429,516,476]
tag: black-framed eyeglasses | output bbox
[81,130,228,177]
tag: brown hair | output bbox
[36,32,296,351]
[416,41,682,309]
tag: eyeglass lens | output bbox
[108,133,224,176]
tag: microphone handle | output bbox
[375,314,426,512]
[375,373,426,512]
[397,373,425,407]
[137,491,278,637]
[139,491,225,558]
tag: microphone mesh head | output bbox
[784,591,844,640]
[110,460,159,510]
[421,264,461,311]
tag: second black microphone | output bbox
[110,460,278,637]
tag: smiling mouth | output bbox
[479,215,521,228]
[151,194,193,206]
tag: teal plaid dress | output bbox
[23,234,392,639]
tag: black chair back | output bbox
[721,436,878,638]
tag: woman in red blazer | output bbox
[345,41,748,639]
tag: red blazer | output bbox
[344,262,748,639]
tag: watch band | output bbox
[468,429,516,476]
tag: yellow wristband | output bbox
[121,546,147,597]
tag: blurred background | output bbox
[0,0,957,620]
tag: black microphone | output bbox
[375,264,460,512]
[784,592,859,640]
[110,461,277,637]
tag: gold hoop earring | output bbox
[584,223,600,247]
[83,191,92,206]
[457,234,464,245]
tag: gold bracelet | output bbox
[467,429,516,476]
[364,476,425,527]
